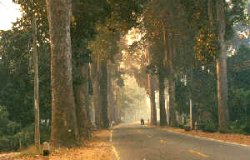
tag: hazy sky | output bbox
[0,0,21,30]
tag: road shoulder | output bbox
[8,130,116,160]
[159,126,250,147]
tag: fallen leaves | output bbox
[10,130,116,160]
[162,127,250,145]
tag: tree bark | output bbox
[114,85,122,123]
[32,15,40,151]
[158,27,168,126]
[100,60,110,128]
[162,27,177,126]
[159,67,167,126]
[146,45,157,126]
[149,74,157,125]
[168,78,177,126]
[216,0,230,132]
[107,63,116,123]
[46,0,79,147]
[74,63,91,140]
[168,34,177,126]
[92,61,102,128]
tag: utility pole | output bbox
[32,15,40,151]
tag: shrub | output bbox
[0,106,36,151]
[201,121,217,132]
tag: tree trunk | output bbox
[108,63,116,123]
[100,61,110,128]
[216,0,229,132]
[32,16,40,151]
[146,44,157,126]
[168,34,177,126]
[75,63,91,140]
[162,27,177,126]
[92,61,102,128]
[168,78,177,126]
[159,67,167,126]
[149,74,157,125]
[115,85,122,123]
[46,0,79,147]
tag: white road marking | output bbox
[189,149,209,158]
[160,139,167,144]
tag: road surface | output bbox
[112,123,250,160]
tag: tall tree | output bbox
[167,34,178,126]
[100,61,110,128]
[46,0,79,147]
[92,60,102,128]
[181,0,248,131]
[70,0,111,132]
[74,61,91,139]
[32,16,40,151]
[149,72,157,125]
[216,0,230,132]
[158,55,167,126]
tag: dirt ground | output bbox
[2,130,116,160]
[161,127,250,145]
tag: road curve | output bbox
[111,123,250,160]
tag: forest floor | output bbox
[160,127,250,146]
[0,130,115,160]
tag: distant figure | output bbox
[43,141,50,156]
[141,118,144,125]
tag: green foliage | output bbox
[180,0,209,29]
[181,0,248,63]
[0,105,20,151]
[194,27,220,63]
[0,105,49,151]
[0,30,34,126]
[0,136,19,152]
[228,0,249,25]
[175,80,189,114]
[0,106,20,136]
[201,120,218,132]
[88,0,146,61]
[228,45,250,134]
[192,65,218,115]
[88,29,119,61]
[106,0,146,32]
[0,0,51,151]
[229,120,250,134]
[0,29,51,126]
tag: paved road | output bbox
[112,123,250,160]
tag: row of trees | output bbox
[0,0,146,150]
[136,0,248,132]
[0,0,249,151]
